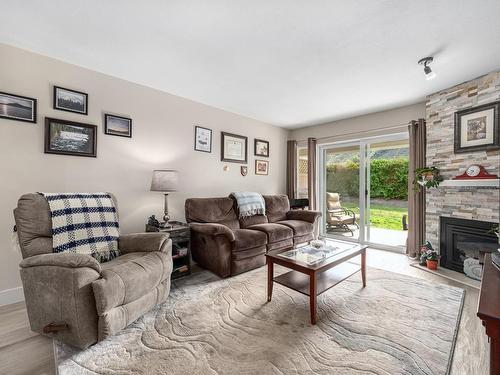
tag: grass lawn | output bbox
[341,202,408,231]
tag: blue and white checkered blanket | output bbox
[230,191,265,218]
[40,193,120,262]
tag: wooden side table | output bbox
[477,254,500,375]
[146,223,191,279]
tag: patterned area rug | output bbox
[56,266,464,374]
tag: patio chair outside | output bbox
[325,192,358,236]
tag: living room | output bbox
[1,2,499,374]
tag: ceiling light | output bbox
[418,57,436,80]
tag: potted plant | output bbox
[424,249,440,270]
[419,241,434,265]
[414,167,443,191]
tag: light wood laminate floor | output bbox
[0,249,489,375]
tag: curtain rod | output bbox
[293,121,410,143]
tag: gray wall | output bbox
[0,44,288,300]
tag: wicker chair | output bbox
[325,192,358,236]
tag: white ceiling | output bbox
[1,1,500,128]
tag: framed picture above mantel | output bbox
[221,131,247,163]
[454,100,499,153]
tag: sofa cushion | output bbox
[266,238,294,251]
[233,229,268,251]
[263,195,290,222]
[276,220,314,237]
[247,223,293,243]
[92,251,172,316]
[239,214,268,229]
[185,197,240,230]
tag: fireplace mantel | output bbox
[440,179,499,188]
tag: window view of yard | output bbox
[325,141,409,246]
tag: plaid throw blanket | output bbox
[40,193,120,262]
[230,192,265,218]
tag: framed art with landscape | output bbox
[0,91,37,123]
[105,114,132,138]
[44,117,97,157]
[53,86,88,115]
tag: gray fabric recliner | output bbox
[13,193,173,349]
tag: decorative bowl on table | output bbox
[310,240,326,249]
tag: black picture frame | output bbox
[44,117,97,157]
[254,138,269,157]
[221,131,248,163]
[454,100,500,153]
[104,114,132,138]
[194,125,212,153]
[53,86,88,115]
[0,91,37,123]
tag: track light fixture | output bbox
[418,57,436,80]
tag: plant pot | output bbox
[424,172,434,181]
[426,259,438,270]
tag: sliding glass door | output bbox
[322,144,362,241]
[319,133,409,251]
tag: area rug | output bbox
[56,266,464,375]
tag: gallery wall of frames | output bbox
[1,87,270,175]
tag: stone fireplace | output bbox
[425,72,500,274]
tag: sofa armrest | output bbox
[189,223,235,242]
[118,232,170,254]
[20,252,102,273]
[286,210,322,224]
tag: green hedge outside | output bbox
[326,159,408,200]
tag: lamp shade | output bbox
[150,170,179,192]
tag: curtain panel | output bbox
[407,119,426,258]
[286,140,297,199]
[307,137,317,210]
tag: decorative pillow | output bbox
[40,193,120,262]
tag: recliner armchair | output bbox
[13,193,173,349]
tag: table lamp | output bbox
[150,169,179,227]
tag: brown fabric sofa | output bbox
[185,194,321,277]
[13,193,173,349]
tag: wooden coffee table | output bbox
[266,242,367,324]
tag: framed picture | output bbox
[105,114,132,138]
[53,86,88,115]
[254,138,269,157]
[255,160,269,175]
[0,91,37,123]
[454,101,499,153]
[194,125,212,152]
[44,117,97,157]
[221,132,247,163]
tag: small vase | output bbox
[426,259,438,270]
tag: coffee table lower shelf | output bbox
[273,262,360,296]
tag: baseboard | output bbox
[0,286,24,306]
